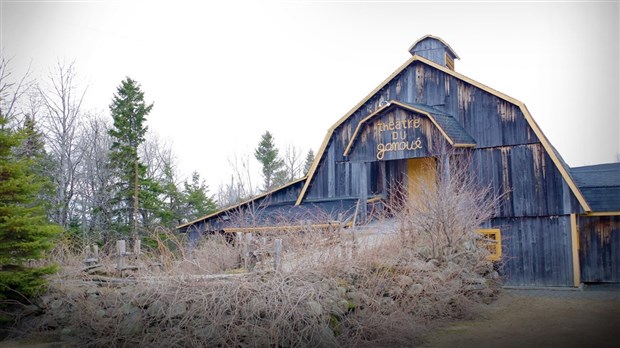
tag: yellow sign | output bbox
[374,117,423,160]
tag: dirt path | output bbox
[423,285,620,348]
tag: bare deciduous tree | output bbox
[0,57,33,124]
[74,113,113,242]
[38,59,87,228]
[282,143,304,182]
[217,153,257,208]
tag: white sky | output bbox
[1,0,619,190]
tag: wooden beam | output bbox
[570,213,581,288]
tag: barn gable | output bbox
[296,53,590,214]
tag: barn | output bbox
[178,35,620,288]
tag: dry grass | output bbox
[6,152,504,347]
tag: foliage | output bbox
[182,171,217,221]
[0,114,62,301]
[303,148,315,175]
[254,131,284,191]
[107,77,153,238]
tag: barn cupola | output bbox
[408,35,460,70]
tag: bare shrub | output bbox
[9,151,503,347]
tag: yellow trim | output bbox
[570,213,581,287]
[296,54,591,212]
[176,177,307,230]
[408,34,460,60]
[581,211,620,217]
[476,229,502,261]
[222,220,353,233]
[366,195,383,204]
[342,100,476,157]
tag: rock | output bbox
[307,300,323,317]
[396,274,413,288]
[308,325,336,347]
[119,311,143,336]
[426,259,440,269]
[96,309,106,319]
[407,284,424,297]
[49,299,63,310]
[147,300,164,317]
[120,303,139,315]
[60,327,73,341]
[336,286,347,297]
[194,324,216,340]
[21,304,42,316]
[170,302,187,318]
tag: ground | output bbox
[2,285,619,347]
[423,284,620,348]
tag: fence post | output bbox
[133,239,141,256]
[274,238,282,272]
[246,233,256,271]
[117,239,126,273]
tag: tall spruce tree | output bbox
[254,131,283,191]
[0,114,62,301]
[107,78,152,238]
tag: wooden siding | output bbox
[303,61,550,210]
[579,215,620,282]
[483,216,575,287]
[472,143,575,218]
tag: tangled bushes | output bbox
[6,152,503,347]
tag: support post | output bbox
[358,162,368,224]
[274,238,282,272]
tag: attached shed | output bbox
[178,35,619,288]
[572,163,620,283]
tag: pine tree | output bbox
[303,149,315,175]
[183,171,217,220]
[107,78,152,238]
[0,114,62,301]
[254,131,283,191]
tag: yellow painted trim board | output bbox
[581,212,620,217]
[176,176,307,230]
[570,213,581,287]
[296,54,591,212]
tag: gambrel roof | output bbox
[295,54,591,212]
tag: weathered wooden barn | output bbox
[178,35,620,287]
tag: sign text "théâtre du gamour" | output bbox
[374,117,423,160]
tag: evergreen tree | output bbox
[157,163,183,228]
[303,149,315,175]
[0,114,62,301]
[254,131,283,191]
[107,78,152,238]
[16,115,57,222]
[183,171,217,220]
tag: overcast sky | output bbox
[1,0,619,190]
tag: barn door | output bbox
[407,157,436,203]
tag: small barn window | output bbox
[445,53,455,70]
[477,229,502,261]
